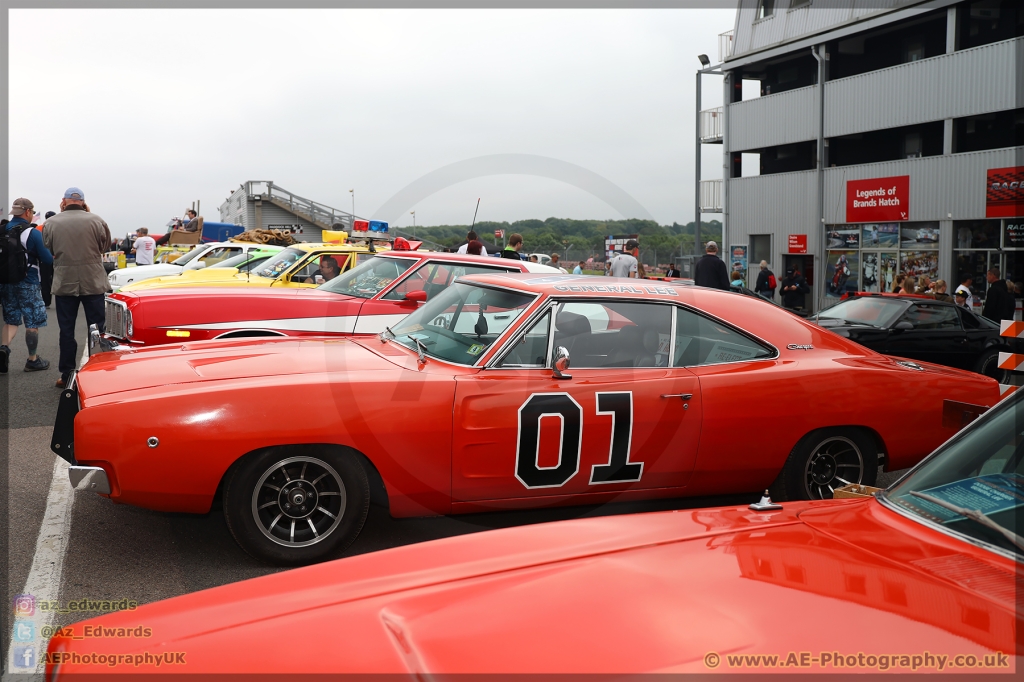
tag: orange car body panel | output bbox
[47,498,1019,674]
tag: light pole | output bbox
[349,189,355,223]
[410,210,416,238]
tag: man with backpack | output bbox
[1,198,54,373]
[754,260,777,300]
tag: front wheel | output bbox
[770,428,878,501]
[223,447,370,565]
[973,348,1009,384]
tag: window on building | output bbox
[954,108,1024,154]
[829,121,944,167]
[828,11,946,80]
[750,235,772,266]
[759,141,816,175]
[732,53,816,100]
[790,0,811,8]
[956,0,1024,51]
[756,0,775,20]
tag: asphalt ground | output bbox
[4,316,912,668]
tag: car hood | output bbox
[108,262,180,281]
[49,500,1020,673]
[119,268,272,291]
[78,336,403,399]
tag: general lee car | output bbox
[101,252,559,347]
[52,274,1000,565]
[48,389,1022,675]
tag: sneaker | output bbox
[25,357,50,372]
[0,345,9,373]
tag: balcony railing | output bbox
[719,30,734,63]
[700,179,723,212]
[700,107,723,143]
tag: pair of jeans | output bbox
[55,294,105,375]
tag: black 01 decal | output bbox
[515,391,640,490]
[590,392,642,484]
[515,393,582,489]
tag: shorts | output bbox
[1,279,48,328]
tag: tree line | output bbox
[398,218,723,263]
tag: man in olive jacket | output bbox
[42,187,112,387]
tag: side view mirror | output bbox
[552,346,572,380]
[893,320,914,331]
[404,290,427,304]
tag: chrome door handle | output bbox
[661,393,693,400]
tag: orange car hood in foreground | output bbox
[48,499,1019,675]
[80,337,401,399]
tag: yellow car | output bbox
[119,243,377,292]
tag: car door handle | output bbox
[661,393,693,400]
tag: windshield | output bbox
[254,247,306,279]
[817,297,905,328]
[168,245,209,267]
[391,282,536,365]
[882,392,1023,556]
[208,253,253,269]
[320,256,415,298]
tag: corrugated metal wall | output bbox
[727,169,819,247]
[822,147,1024,223]
[730,0,913,60]
[254,204,324,242]
[825,37,1023,137]
[727,85,818,152]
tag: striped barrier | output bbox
[998,383,1020,397]
[999,320,1024,338]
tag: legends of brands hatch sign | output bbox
[987,167,1024,218]
[846,176,910,222]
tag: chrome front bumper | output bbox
[68,466,111,495]
[88,323,132,356]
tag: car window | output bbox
[237,256,272,273]
[290,254,349,283]
[321,256,416,298]
[207,253,251,269]
[254,247,305,278]
[897,304,961,330]
[392,282,536,365]
[674,308,773,366]
[817,297,905,328]
[496,310,551,368]
[197,246,243,266]
[959,308,998,330]
[383,262,516,301]
[553,301,672,369]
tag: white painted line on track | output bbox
[5,347,90,675]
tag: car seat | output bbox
[554,311,592,363]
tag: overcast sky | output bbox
[9,8,734,234]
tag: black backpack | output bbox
[0,223,29,284]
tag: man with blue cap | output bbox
[42,187,111,388]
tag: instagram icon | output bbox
[13,594,35,617]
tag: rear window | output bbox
[818,297,905,328]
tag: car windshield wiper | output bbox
[378,326,395,344]
[908,490,1024,552]
[410,337,428,364]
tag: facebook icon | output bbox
[14,645,36,668]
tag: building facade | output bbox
[706,0,1022,313]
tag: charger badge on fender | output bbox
[787,344,814,350]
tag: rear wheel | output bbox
[223,447,369,565]
[973,348,1009,384]
[770,428,877,501]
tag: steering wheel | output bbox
[424,324,474,346]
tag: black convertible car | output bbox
[814,293,1015,382]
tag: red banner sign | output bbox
[788,234,807,254]
[494,229,505,239]
[846,175,910,222]
[987,167,1024,218]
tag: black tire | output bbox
[973,348,1009,384]
[223,447,370,566]
[770,428,878,501]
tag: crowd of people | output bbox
[1,188,111,386]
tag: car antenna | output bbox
[470,198,480,230]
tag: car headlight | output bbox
[127,310,134,338]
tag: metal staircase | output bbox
[246,181,355,231]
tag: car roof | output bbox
[373,251,560,273]
[454,273,703,301]
[842,292,953,305]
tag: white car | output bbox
[107,242,267,290]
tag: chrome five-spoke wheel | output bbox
[252,456,347,548]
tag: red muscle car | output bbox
[47,390,1021,675]
[100,251,559,347]
[53,274,999,565]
